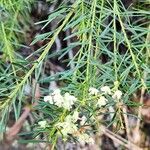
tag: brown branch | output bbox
[5,106,31,143]
[4,79,40,144]
[101,125,142,150]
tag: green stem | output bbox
[0,1,79,110]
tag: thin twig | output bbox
[5,106,31,142]
[122,105,131,141]
[136,88,145,131]
[100,125,142,150]
[135,24,150,136]
[5,80,40,143]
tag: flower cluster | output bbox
[89,86,123,107]
[112,90,122,100]
[38,120,47,128]
[55,111,94,144]
[77,133,94,145]
[44,89,77,110]
[55,111,79,137]
[42,85,123,145]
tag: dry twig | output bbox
[5,79,40,143]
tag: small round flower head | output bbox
[38,120,47,128]
[53,93,64,107]
[51,89,64,107]
[61,123,78,137]
[55,113,78,137]
[89,87,99,96]
[97,96,107,107]
[44,95,53,104]
[100,86,111,95]
[64,93,77,104]
[78,133,94,145]
[80,115,87,126]
[112,90,122,100]
[63,93,77,110]
[43,89,78,110]
[72,111,79,123]
[52,89,61,95]
[56,121,77,137]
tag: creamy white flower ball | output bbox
[89,87,99,95]
[100,86,111,95]
[112,90,122,100]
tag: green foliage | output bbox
[0,0,150,148]
[0,0,34,131]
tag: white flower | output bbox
[44,95,53,104]
[64,111,79,123]
[61,123,78,137]
[51,89,64,107]
[64,93,77,104]
[38,121,47,128]
[56,114,78,137]
[64,115,72,123]
[63,93,77,110]
[56,121,77,137]
[89,87,99,95]
[112,90,122,100]
[72,111,79,122]
[52,89,61,95]
[53,93,64,107]
[77,133,94,145]
[97,96,107,107]
[80,116,87,126]
[44,89,77,110]
[100,86,111,95]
